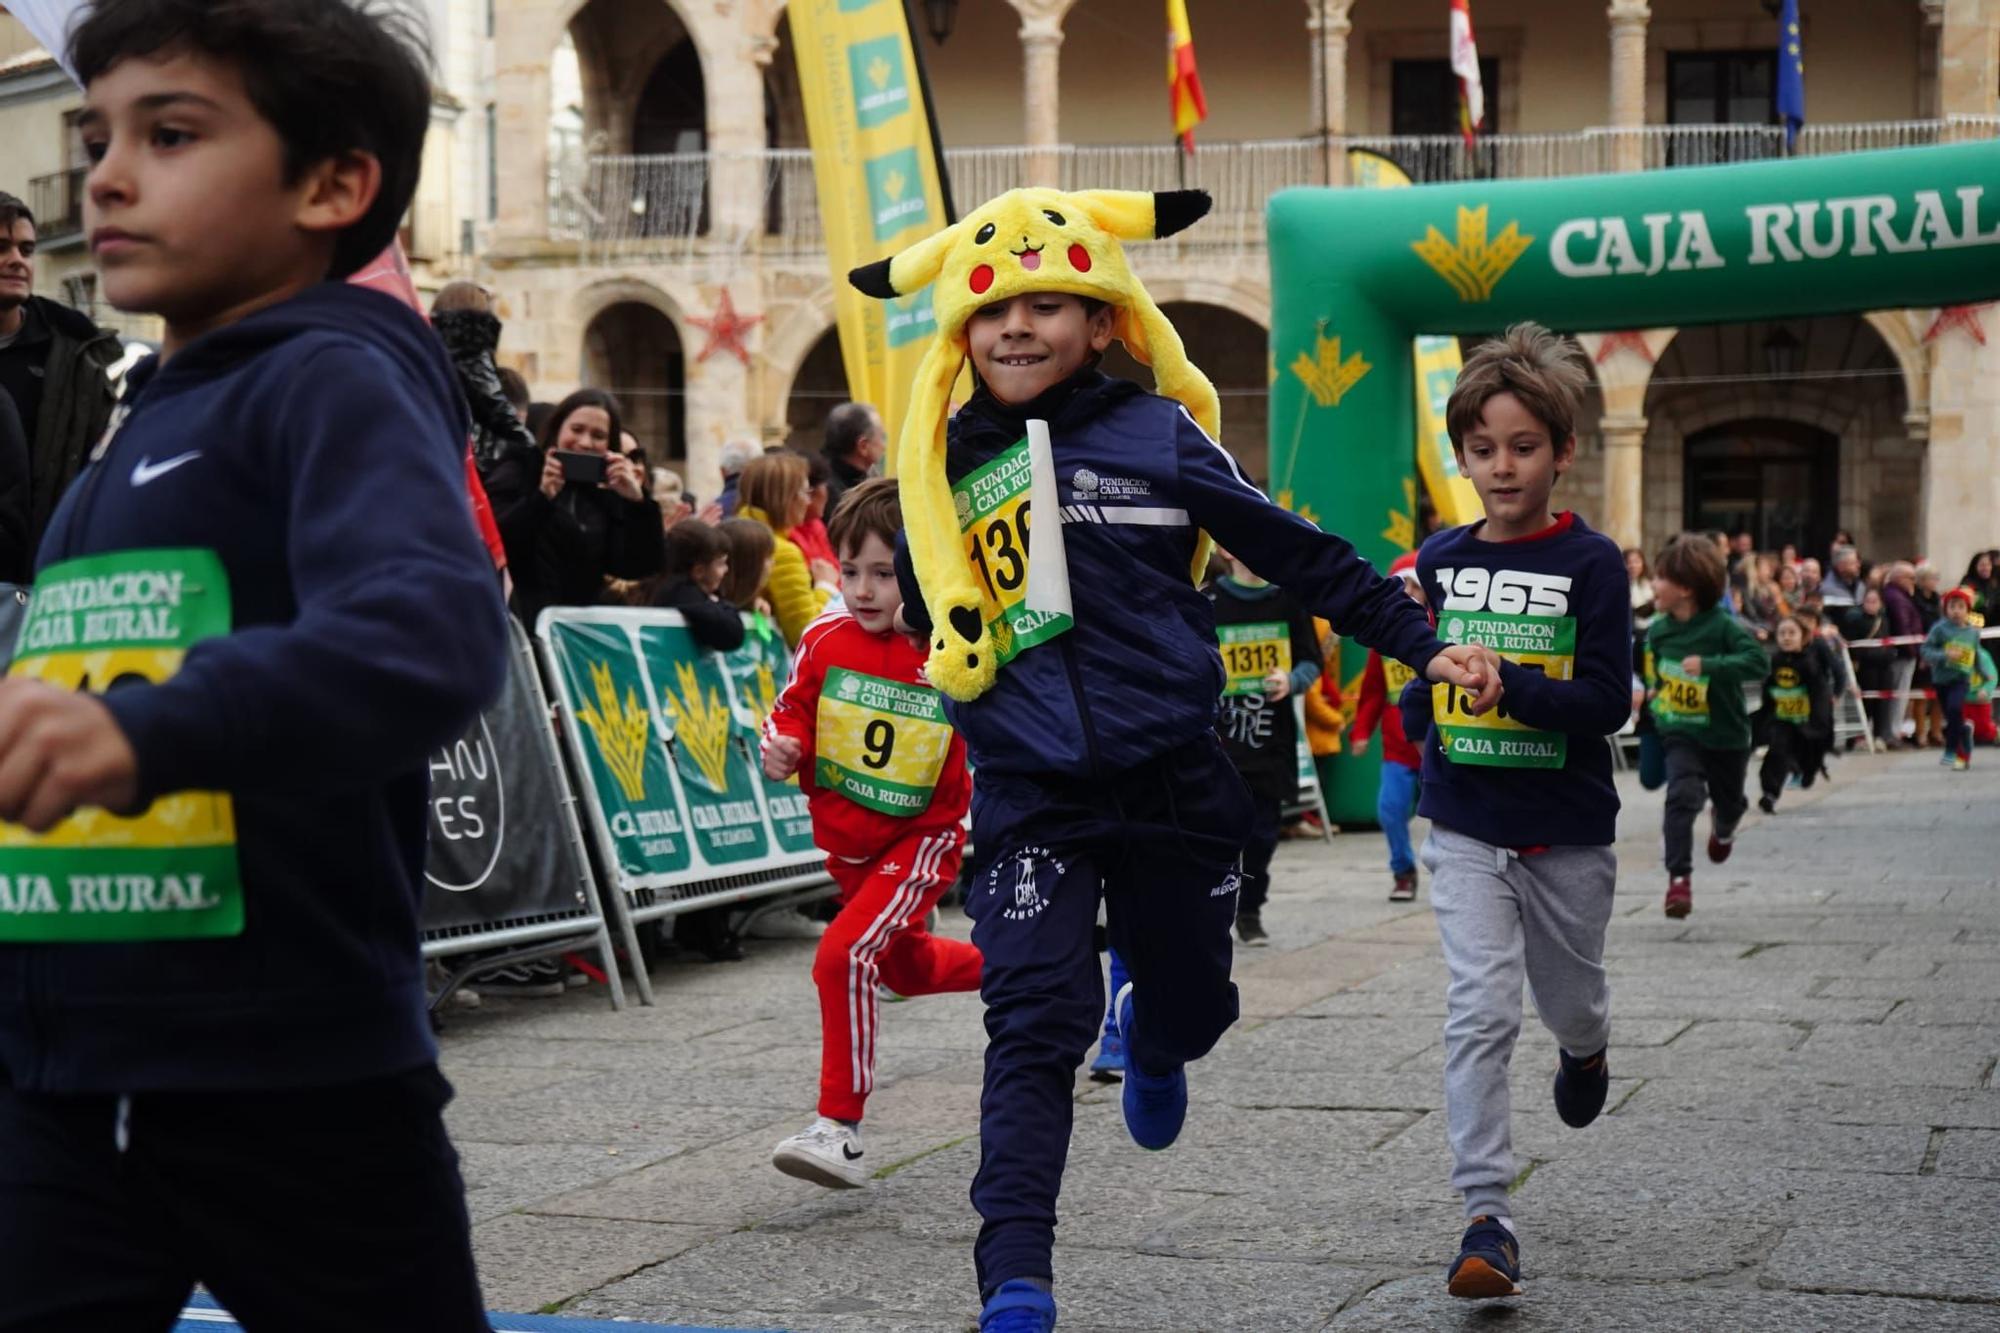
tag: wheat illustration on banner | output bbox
[576,660,651,802]
[665,661,734,794]
[1412,204,1533,302]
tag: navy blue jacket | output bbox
[900,370,1446,778]
[0,283,508,1092]
[1401,514,1631,847]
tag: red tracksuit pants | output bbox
[814,826,982,1122]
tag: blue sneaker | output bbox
[1552,1047,1609,1128]
[1089,1031,1126,1083]
[980,1278,1057,1332]
[1115,983,1186,1150]
[1447,1215,1523,1299]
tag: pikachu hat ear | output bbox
[847,218,968,300]
[1067,189,1211,243]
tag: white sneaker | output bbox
[772,1117,871,1190]
[746,908,827,941]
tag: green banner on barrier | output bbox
[547,620,694,879]
[639,625,771,867]
[1269,141,2000,820]
[718,622,819,856]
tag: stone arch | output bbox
[782,326,849,454]
[571,277,695,465]
[761,284,841,417]
[1102,299,1272,480]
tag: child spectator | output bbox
[0,2,506,1324]
[1756,616,1831,813]
[1397,324,1632,1301]
[761,478,981,1187]
[854,188,1498,1331]
[1208,547,1321,945]
[648,519,743,652]
[1349,554,1427,901]
[718,516,777,618]
[1967,634,1998,746]
[1648,533,1768,917]
[1922,587,1981,770]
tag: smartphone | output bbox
[555,450,608,485]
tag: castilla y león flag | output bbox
[1450,0,1485,148]
[1167,0,1208,152]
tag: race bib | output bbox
[1219,622,1290,697]
[954,438,1072,668]
[1770,684,1810,724]
[1430,609,1573,769]
[0,550,242,942]
[1382,657,1418,696]
[1652,660,1710,729]
[816,667,952,817]
[1945,639,1976,672]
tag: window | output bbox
[1666,51,1780,163]
[1387,57,1502,182]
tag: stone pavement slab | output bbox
[438,748,2000,1330]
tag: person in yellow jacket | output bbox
[1302,618,1346,759]
[737,450,833,647]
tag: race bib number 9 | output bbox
[954,438,1072,669]
[0,550,242,942]
[816,668,953,817]
[1945,639,1976,672]
[1218,622,1290,697]
[1430,609,1573,769]
[1652,661,1710,729]
[1771,684,1810,724]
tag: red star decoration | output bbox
[690,288,763,365]
[1593,330,1654,365]
[1923,304,1988,346]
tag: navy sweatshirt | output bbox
[899,369,1447,778]
[0,283,508,1092]
[1400,514,1631,848]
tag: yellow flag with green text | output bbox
[787,0,953,451]
[1347,149,1484,528]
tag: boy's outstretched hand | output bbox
[0,681,140,832]
[1425,644,1506,716]
[763,734,803,782]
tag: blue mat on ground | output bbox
[175,1291,777,1332]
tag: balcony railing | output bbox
[28,167,87,244]
[547,117,2000,260]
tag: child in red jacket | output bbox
[761,479,980,1188]
[1349,553,1428,900]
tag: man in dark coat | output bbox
[0,193,119,555]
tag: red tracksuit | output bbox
[1351,648,1422,771]
[763,608,980,1121]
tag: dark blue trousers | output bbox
[965,736,1251,1296]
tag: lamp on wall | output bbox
[922,0,959,45]
[1762,325,1802,378]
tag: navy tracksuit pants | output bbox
[964,735,1251,1296]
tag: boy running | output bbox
[0,3,506,1328]
[1756,615,1832,813]
[850,187,1499,1332]
[762,478,981,1187]
[1922,586,1981,770]
[1648,533,1767,917]
[1398,324,1634,1300]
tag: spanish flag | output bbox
[1167,0,1208,153]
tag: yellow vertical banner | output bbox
[1346,150,1484,528]
[787,0,953,449]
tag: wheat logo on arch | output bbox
[1413,205,1534,302]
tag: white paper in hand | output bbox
[5,0,87,78]
[1023,418,1072,620]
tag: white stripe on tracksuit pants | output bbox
[844,832,952,1097]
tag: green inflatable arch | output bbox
[1266,141,2000,821]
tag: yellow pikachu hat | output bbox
[848,187,1219,702]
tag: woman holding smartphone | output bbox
[493,387,664,623]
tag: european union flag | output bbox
[1777,0,1806,150]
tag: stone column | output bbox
[1606,1,1651,172]
[1939,0,2000,144]
[1305,0,1355,186]
[1009,0,1079,188]
[1599,412,1648,549]
[1919,0,1946,118]
[705,32,775,245]
[493,0,557,246]
[1921,314,2000,581]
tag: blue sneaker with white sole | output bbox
[1114,983,1186,1150]
[980,1278,1057,1332]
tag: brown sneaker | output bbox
[1664,876,1693,918]
[1706,831,1734,864]
[1389,871,1418,902]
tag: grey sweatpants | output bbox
[1423,824,1616,1220]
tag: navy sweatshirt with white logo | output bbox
[1399,513,1632,848]
[0,282,507,1092]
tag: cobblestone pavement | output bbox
[440,748,2000,1331]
